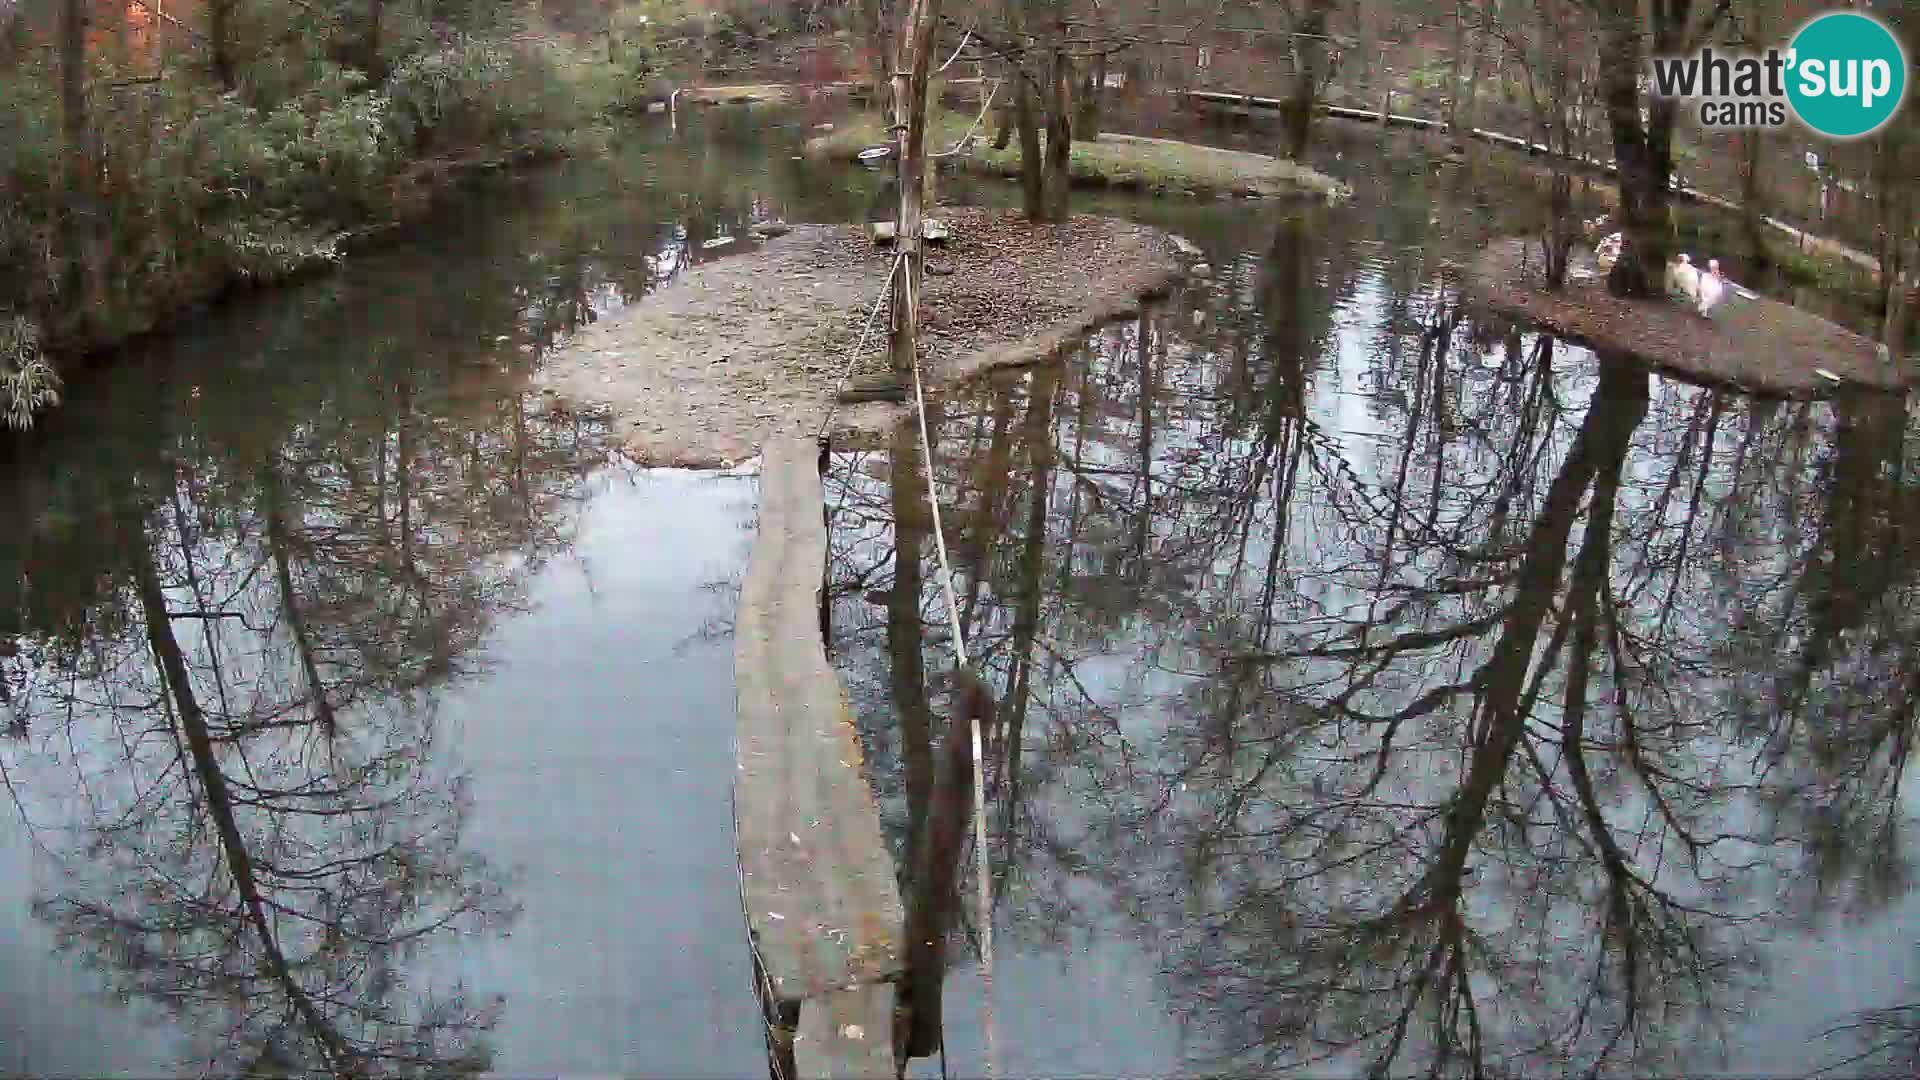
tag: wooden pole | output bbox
[1378,47,1390,126]
[888,0,943,383]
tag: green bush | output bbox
[386,36,588,157]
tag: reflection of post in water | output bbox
[882,390,1005,1067]
[897,669,995,1067]
[889,422,935,858]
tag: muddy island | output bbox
[1466,239,1911,397]
[807,111,1348,200]
[536,206,1185,466]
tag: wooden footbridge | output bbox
[733,437,904,1078]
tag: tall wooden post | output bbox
[888,0,943,385]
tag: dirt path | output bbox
[1466,239,1910,397]
[536,206,1185,466]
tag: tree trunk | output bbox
[1283,0,1336,160]
[1042,28,1072,222]
[1596,0,1694,297]
[0,1,25,69]
[886,0,942,380]
[58,0,92,308]
[1014,71,1043,218]
[209,0,236,90]
[359,0,386,79]
[1004,0,1043,219]
[1886,239,1913,364]
[1544,170,1573,290]
[1596,23,1663,295]
[1076,52,1104,141]
[992,91,1013,150]
[1738,130,1769,269]
[1461,6,1490,132]
[858,0,889,101]
[1448,0,1466,131]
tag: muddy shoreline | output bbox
[536,206,1187,466]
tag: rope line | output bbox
[903,262,998,1080]
[932,79,1001,159]
[727,743,794,1080]
[936,27,976,73]
[816,251,909,441]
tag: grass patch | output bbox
[807,109,1347,199]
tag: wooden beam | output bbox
[887,0,943,379]
[734,438,904,1004]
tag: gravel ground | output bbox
[1467,239,1910,397]
[536,206,1185,466]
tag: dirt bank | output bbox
[1465,239,1911,397]
[536,206,1184,466]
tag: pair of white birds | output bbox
[1587,219,1729,317]
[1667,254,1728,317]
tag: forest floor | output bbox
[1466,239,1910,396]
[805,109,1347,200]
[535,205,1186,466]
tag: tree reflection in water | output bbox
[827,208,1920,1077]
[3,373,613,1075]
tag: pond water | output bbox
[2,108,1916,1078]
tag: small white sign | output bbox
[1804,151,1820,170]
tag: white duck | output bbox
[1666,254,1701,303]
[1696,258,1728,317]
[1594,232,1623,274]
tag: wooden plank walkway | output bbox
[735,436,904,1076]
[795,985,897,1078]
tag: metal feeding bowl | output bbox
[857,146,895,168]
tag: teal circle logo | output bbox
[1786,12,1908,138]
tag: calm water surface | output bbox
[2,110,1916,1077]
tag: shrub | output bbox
[1,315,59,432]
[385,36,586,158]
[0,27,608,429]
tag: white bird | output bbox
[1696,258,1727,317]
[1666,254,1701,303]
[1594,232,1623,273]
